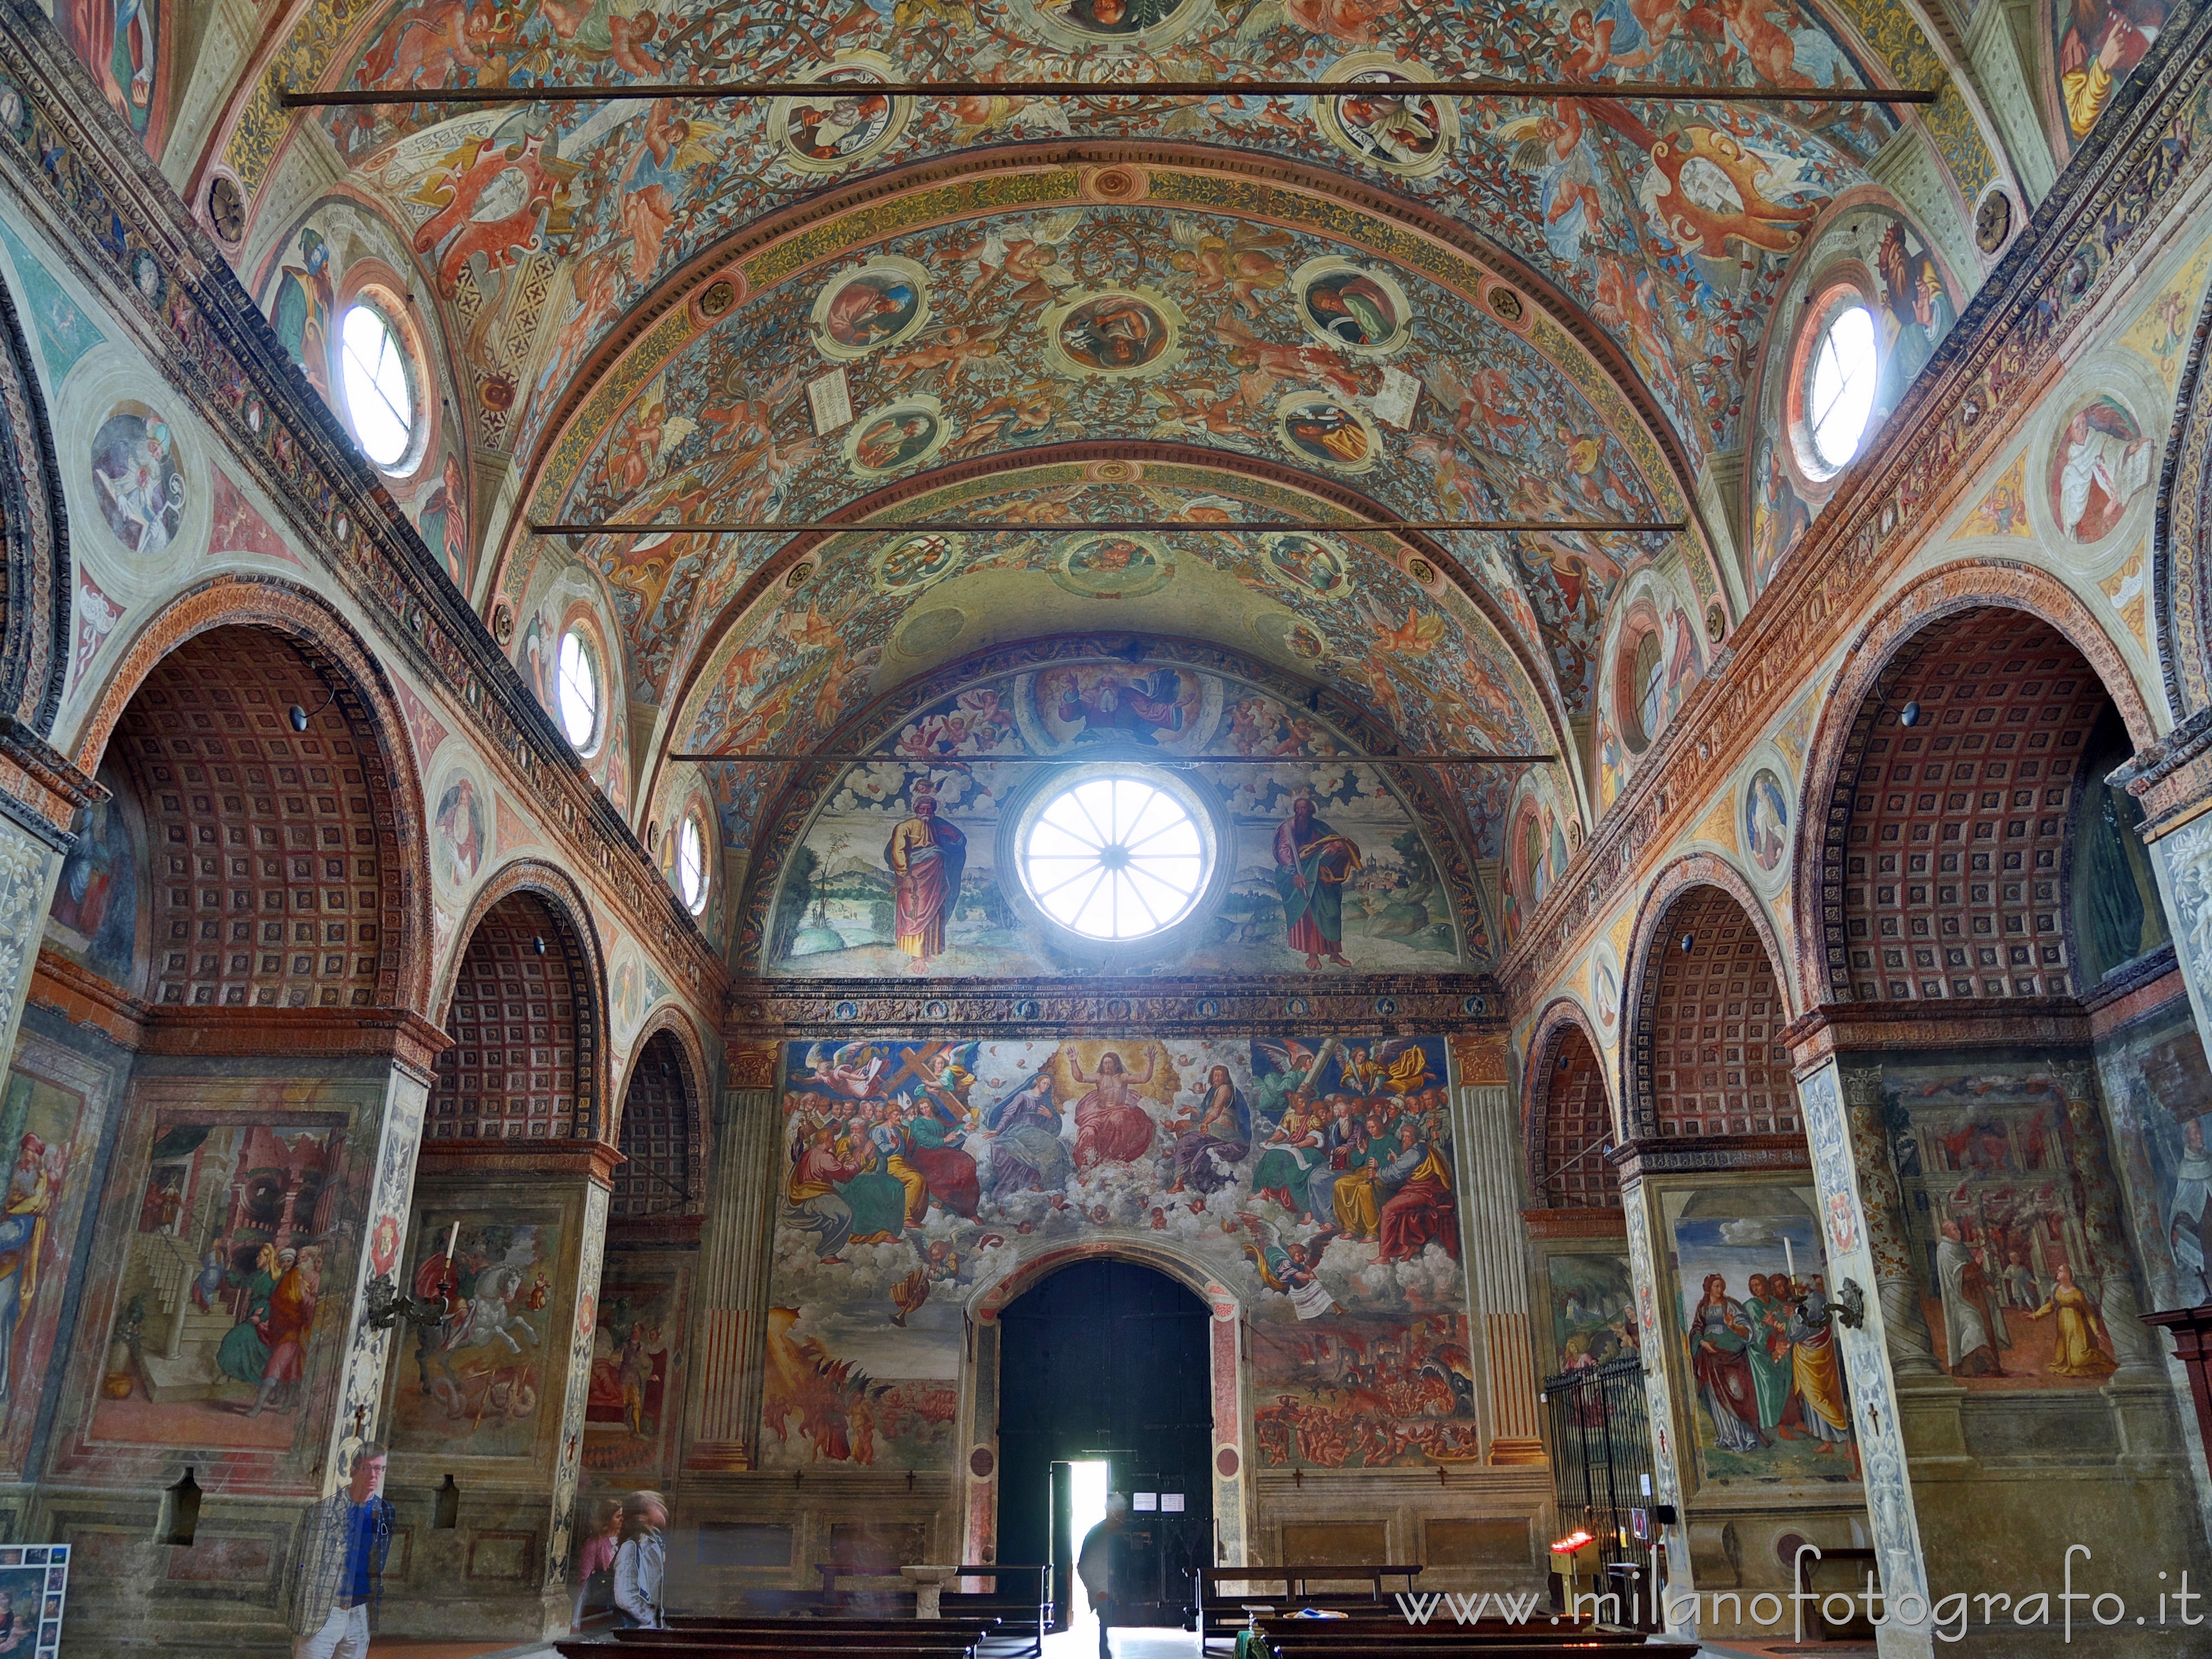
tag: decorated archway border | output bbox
[1522,995,1615,1209]
[961,1236,1249,1567]
[726,629,1497,978]
[645,442,1576,829]
[434,854,614,1144]
[1787,560,2158,1008]
[2153,256,2212,717]
[1619,852,1796,1140]
[72,571,436,1018]
[498,142,1715,599]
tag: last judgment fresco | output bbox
[764,1034,1478,1469]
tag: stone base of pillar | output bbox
[686,1439,756,1471]
[2102,1376,2185,1469]
[1487,1437,1547,1465]
[1893,1376,1974,1466]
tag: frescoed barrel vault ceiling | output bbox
[146,0,2052,957]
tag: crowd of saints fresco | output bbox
[305,0,1913,474]
[760,659,1489,974]
[559,200,1661,717]
[1664,1185,1858,1486]
[763,1035,1478,1469]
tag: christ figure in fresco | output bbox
[1274,796,1361,970]
[883,782,965,968]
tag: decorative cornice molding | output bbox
[1610,1132,1813,1182]
[1499,0,2212,1009]
[726,971,1501,1038]
[1781,998,2095,1072]
[413,1138,626,1189]
[0,4,726,1008]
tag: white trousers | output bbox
[293,1603,370,1659]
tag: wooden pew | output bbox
[1246,1640,1699,1658]
[615,1637,986,1655]
[565,1644,978,1659]
[1195,1564,1422,1646]
[936,1563,1050,1656]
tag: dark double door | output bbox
[998,1260,1213,1628]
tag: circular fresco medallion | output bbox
[1041,287,1186,380]
[1004,0,1210,53]
[871,531,965,594]
[1260,532,1354,600]
[1050,531,1175,598]
[1254,611,1328,662]
[810,256,931,361]
[844,396,953,479]
[1276,392,1381,474]
[1315,55,1461,179]
[1743,765,1790,877]
[1291,258,1413,356]
[896,606,966,656]
[90,404,186,557]
[769,55,911,175]
[2049,393,2153,544]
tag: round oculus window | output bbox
[337,303,416,468]
[556,627,602,753]
[1803,302,1879,474]
[676,814,709,914]
[1018,772,1212,941]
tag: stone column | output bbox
[325,1018,445,1492]
[1452,1079,1544,1463]
[1789,1060,1936,1659]
[0,722,101,1105]
[1617,1178,1696,1625]
[687,1042,783,1471]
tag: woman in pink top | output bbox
[572,1497,624,1630]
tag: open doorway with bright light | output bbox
[1067,1458,1110,1632]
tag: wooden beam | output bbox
[666,752,1560,765]
[283,80,1943,110]
[535,519,1687,536]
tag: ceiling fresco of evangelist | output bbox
[274,0,1902,471]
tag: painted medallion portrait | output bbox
[1316,59,1461,179]
[1293,259,1412,356]
[1261,533,1354,599]
[432,765,486,888]
[811,257,931,361]
[770,56,911,174]
[1051,532,1174,598]
[1276,393,1380,474]
[1005,0,1209,49]
[1744,767,1790,875]
[872,531,965,594]
[2048,393,2153,544]
[1255,611,1328,662]
[1042,288,1185,380]
[90,405,186,557]
[845,396,954,479]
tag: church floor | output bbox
[389,1628,1835,1657]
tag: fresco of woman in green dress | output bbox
[1295,263,1409,355]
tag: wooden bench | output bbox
[1245,1640,1699,1658]
[1195,1565,1422,1646]
[622,1624,995,1648]
[937,1563,1050,1655]
[567,1644,978,1659]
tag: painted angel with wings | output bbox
[954,211,1083,306]
[797,1042,886,1099]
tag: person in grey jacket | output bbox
[614,1488,668,1629]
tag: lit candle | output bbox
[443,1220,459,1268]
[1784,1235,1796,1284]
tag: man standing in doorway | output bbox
[1076,1492,1130,1659]
[287,1441,395,1658]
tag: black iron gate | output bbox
[1541,1356,1655,1572]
